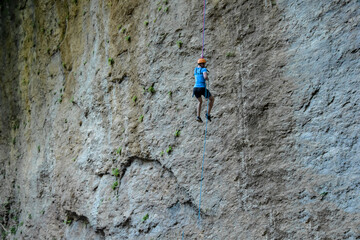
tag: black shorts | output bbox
[193,87,212,98]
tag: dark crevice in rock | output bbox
[18,0,28,11]
[342,101,350,107]
[65,210,90,225]
[303,87,320,111]
[116,49,128,59]
[0,200,12,229]
[64,210,106,239]
[96,227,105,236]
[110,73,129,85]
[327,96,335,106]
[261,102,276,111]
[114,216,131,228]
[95,172,105,177]
[140,222,159,234]
[350,48,359,54]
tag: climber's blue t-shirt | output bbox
[194,67,207,88]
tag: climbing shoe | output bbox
[196,116,203,123]
[205,113,212,122]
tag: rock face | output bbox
[0,0,359,239]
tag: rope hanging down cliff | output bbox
[201,0,206,58]
[183,1,208,238]
[197,0,208,224]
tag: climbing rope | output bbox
[198,82,210,224]
[201,0,206,58]
[198,0,208,224]
[183,1,208,237]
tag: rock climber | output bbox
[193,58,215,122]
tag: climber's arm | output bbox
[203,71,208,81]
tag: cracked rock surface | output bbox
[0,0,359,239]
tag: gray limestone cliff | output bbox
[0,0,359,239]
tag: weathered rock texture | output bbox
[0,0,359,239]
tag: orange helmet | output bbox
[197,58,206,64]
